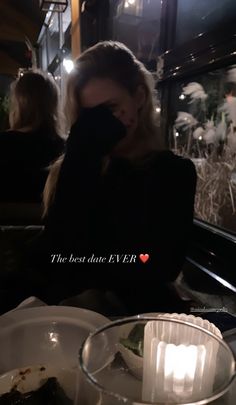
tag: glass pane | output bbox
[110,0,162,125]
[110,0,162,72]
[48,11,60,64]
[63,0,71,33]
[169,66,236,234]
[175,0,236,46]
[40,36,48,71]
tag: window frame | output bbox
[158,0,236,287]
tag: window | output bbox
[39,36,48,71]
[110,0,162,72]
[80,0,109,50]
[62,0,71,33]
[157,0,236,237]
[156,0,236,286]
[109,0,162,124]
[47,12,60,64]
[168,67,236,234]
[175,0,236,47]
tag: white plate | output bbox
[0,306,110,374]
[0,364,101,403]
[0,365,76,397]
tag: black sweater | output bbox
[0,128,64,202]
[45,151,196,289]
[42,107,197,302]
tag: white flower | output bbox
[215,120,227,142]
[175,112,198,130]
[193,127,205,139]
[182,82,208,102]
[218,102,230,119]
[203,128,217,144]
[220,99,236,126]
[205,120,215,130]
[191,120,225,144]
[183,82,203,95]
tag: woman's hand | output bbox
[67,104,127,156]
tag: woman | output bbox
[0,70,64,202]
[42,41,197,313]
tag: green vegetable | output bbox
[120,323,145,357]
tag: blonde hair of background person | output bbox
[43,41,163,215]
[9,69,63,136]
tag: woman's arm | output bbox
[147,155,197,282]
[45,105,126,251]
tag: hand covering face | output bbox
[46,105,126,250]
[66,104,127,157]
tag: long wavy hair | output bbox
[43,41,163,215]
[9,69,62,135]
[65,41,160,143]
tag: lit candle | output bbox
[142,318,220,403]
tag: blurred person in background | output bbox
[0,70,65,203]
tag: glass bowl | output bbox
[79,316,236,404]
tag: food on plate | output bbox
[120,323,144,357]
[0,377,72,405]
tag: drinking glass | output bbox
[79,316,236,404]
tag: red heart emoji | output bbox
[139,253,149,263]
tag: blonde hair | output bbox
[9,69,62,135]
[44,41,162,214]
[65,41,160,141]
[43,156,64,217]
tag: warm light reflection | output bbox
[48,332,59,345]
[142,318,220,403]
[164,344,198,381]
[63,58,74,73]
[163,344,207,396]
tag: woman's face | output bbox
[80,78,145,142]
